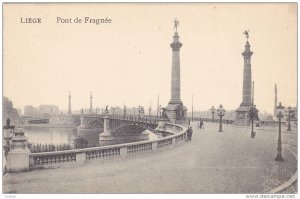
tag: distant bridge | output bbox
[78,114,160,136]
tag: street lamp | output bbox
[285,106,292,131]
[217,104,225,132]
[275,102,284,162]
[250,105,257,138]
[210,106,216,123]
[140,106,145,119]
[138,105,141,120]
[124,105,126,119]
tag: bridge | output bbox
[77,114,158,131]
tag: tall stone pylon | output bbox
[235,31,253,126]
[166,19,187,123]
[169,32,182,105]
[68,91,71,115]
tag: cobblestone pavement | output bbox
[3,122,297,193]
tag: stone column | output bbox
[241,41,253,106]
[169,32,183,105]
[235,38,254,126]
[166,29,188,123]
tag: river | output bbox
[23,127,159,147]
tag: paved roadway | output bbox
[3,122,297,194]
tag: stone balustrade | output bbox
[28,122,188,170]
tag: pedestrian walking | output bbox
[187,125,193,141]
[200,119,203,129]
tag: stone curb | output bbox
[267,146,297,194]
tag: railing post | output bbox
[172,137,176,145]
[152,142,158,151]
[120,147,127,157]
[76,152,86,165]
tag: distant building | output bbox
[3,96,19,125]
[24,105,39,116]
[16,109,22,115]
[39,105,59,116]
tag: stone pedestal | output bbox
[99,116,111,143]
[7,128,30,172]
[235,105,251,126]
[166,103,187,124]
[7,150,30,172]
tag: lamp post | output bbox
[124,105,126,119]
[141,106,145,119]
[210,106,216,123]
[138,105,141,120]
[275,102,284,161]
[250,105,257,138]
[217,104,225,132]
[286,106,292,131]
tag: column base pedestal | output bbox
[7,149,30,172]
[166,102,187,124]
[235,105,252,126]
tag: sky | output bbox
[3,3,297,114]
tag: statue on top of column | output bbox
[104,105,109,115]
[174,18,180,32]
[243,30,250,40]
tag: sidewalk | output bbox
[3,122,297,193]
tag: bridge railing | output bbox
[109,115,159,124]
[259,120,291,127]
[29,122,188,170]
[186,117,235,124]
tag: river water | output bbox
[23,127,158,147]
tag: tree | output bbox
[3,96,19,125]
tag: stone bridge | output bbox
[76,114,164,146]
[78,114,159,134]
